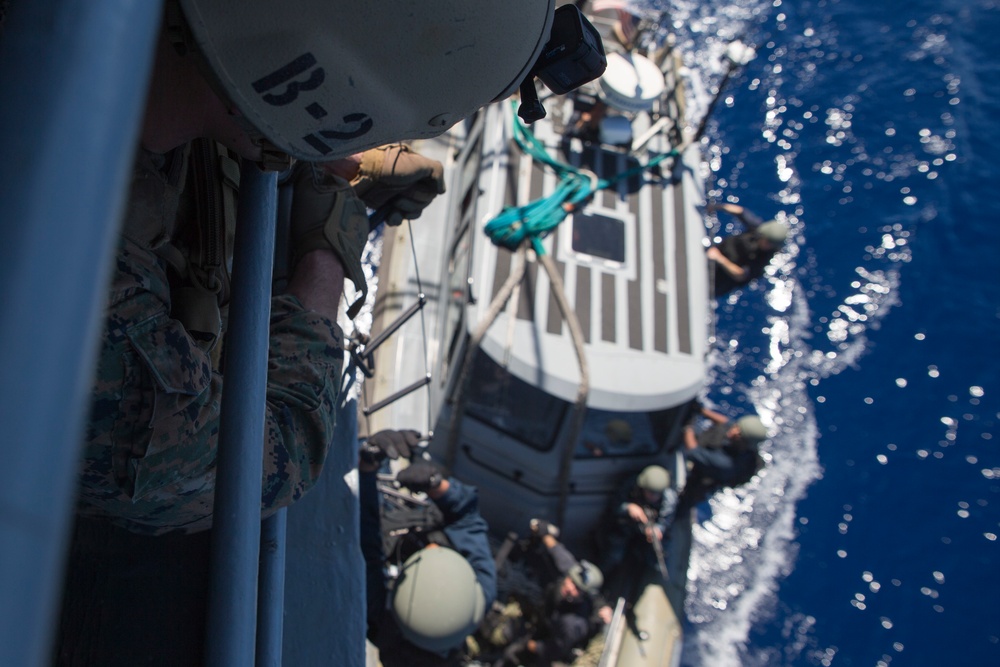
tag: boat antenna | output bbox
[691,39,757,144]
[631,36,756,165]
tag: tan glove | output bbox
[290,164,371,318]
[350,144,445,226]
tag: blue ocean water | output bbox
[666,0,1000,664]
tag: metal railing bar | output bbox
[205,163,278,667]
[256,509,288,667]
[0,2,163,666]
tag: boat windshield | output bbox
[465,350,681,457]
[465,350,569,451]
[576,408,665,458]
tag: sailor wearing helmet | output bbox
[78,0,566,534]
[680,403,770,509]
[598,464,679,584]
[705,200,790,296]
[496,519,611,667]
[357,430,495,666]
[57,2,605,662]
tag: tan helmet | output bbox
[736,415,769,443]
[391,546,486,653]
[637,465,670,493]
[605,419,633,444]
[178,0,556,161]
[757,220,789,243]
[568,559,603,597]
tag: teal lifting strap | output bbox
[483,100,681,256]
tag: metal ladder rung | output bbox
[362,374,432,416]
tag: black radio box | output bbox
[534,4,607,95]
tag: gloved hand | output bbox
[360,429,421,466]
[529,518,560,539]
[395,461,443,494]
[350,144,445,227]
[290,163,371,318]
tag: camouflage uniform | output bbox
[77,146,344,535]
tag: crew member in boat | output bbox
[495,519,612,667]
[75,0,560,535]
[598,465,678,583]
[706,201,789,296]
[581,418,634,457]
[679,404,769,509]
[358,430,495,666]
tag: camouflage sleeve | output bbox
[260,293,345,513]
[79,239,345,534]
[80,143,348,535]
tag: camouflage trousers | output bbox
[78,236,345,534]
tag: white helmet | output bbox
[391,546,486,653]
[736,415,769,443]
[178,0,556,161]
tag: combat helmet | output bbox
[605,419,633,444]
[736,415,769,443]
[757,220,789,243]
[637,465,671,494]
[391,546,486,653]
[568,559,604,597]
[177,0,560,161]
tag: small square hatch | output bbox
[571,210,626,263]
